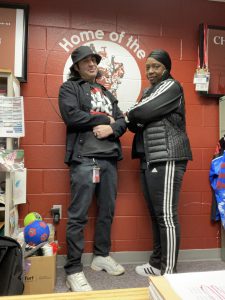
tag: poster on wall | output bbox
[198,24,225,96]
[207,25,225,96]
[0,3,29,82]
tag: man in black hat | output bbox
[58,45,126,292]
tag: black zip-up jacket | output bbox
[58,77,127,164]
[127,78,192,164]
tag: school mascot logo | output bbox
[59,30,146,112]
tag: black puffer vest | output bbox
[143,100,192,163]
[128,78,192,164]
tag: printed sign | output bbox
[0,96,25,137]
[207,26,225,96]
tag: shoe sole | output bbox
[91,263,125,276]
[66,280,93,292]
[135,267,161,277]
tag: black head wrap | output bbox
[148,49,172,72]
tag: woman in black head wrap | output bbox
[127,49,192,276]
[147,49,172,82]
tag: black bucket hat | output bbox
[69,45,102,72]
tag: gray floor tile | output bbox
[55,260,225,292]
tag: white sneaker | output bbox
[135,263,161,277]
[91,255,125,275]
[66,272,93,292]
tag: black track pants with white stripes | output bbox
[140,160,187,274]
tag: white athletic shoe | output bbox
[135,263,161,277]
[66,271,93,292]
[91,255,125,275]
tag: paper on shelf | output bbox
[0,96,25,137]
[13,168,27,205]
[164,270,225,300]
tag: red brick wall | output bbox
[6,0,224,254]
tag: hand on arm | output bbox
[90,99,126,138]
[93,125,113,139]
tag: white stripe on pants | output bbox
[140,160,187,274]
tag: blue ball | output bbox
[24,220,50,246]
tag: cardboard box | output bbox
[23,254,56,295]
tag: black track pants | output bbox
[140,160,187,274]
[64,157,117,275]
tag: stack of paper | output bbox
[149,270,225,300]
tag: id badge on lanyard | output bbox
[193,68,210,92]
[92,159,100,183]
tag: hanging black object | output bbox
[0,236,24,296]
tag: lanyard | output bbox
[198,23,208,70]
